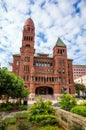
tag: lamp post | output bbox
[61,87,67,94]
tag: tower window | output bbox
[24,36,26,40]
[29,37,30,40]
[24,36,28,41]
[32,28,34,32]
[26,36,28,40]
[25,44,30,47]
[24,57,30,62]
[28,27,30,31]
[58,49,65,55]
[58,49,62,54]
[31,37,33,41]
[24,36,33,41]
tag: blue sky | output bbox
[0,0,86,69]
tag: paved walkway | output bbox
[0,110,26,121]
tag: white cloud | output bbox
[0,0,86,68]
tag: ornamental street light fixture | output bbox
[61,87,67,94]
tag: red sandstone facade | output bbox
[12,18,75,98]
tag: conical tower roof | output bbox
[56,37,66,47]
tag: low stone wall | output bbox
[56,108,86,130]
[0,111,26,121]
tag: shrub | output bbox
[28,114,59,126]
[4,117,16,124]
[0,102,13,111]
[71,125,83,130]
[28,97,60,126]
[29,97,55,116]
[80,101,86,106]
[71,106,86,117]
[82,101,86,106]
[1,107,7,111]
[0,121,8,130]
[17,122,28,130]
[18,105,28,110]
[58,94,77,111]
[6,104,13,111]
[0,102,6,107]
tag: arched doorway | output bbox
[35,86,53,95]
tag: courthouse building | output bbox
[12,18,75,99]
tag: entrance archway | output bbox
[35,86,53,95]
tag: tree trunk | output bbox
[6,95,9,103]
[19,98,22,105]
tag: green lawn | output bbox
[5,117,62,130]
[7,124,62,130]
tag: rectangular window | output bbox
[69,79,70,84]
[16,61,19,65]
[16,68,18,73]
[58,60,65,65]
[62,69,65,73]
[23,75,28,81]
[24,66,29,71]
[58,49,65,55]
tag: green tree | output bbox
[74,83,86,96]
[0,67,29,102]
[0,67,7,96]
[58,94,77,111]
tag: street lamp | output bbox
[61,87,67,94]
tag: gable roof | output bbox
[55,37,66,47]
